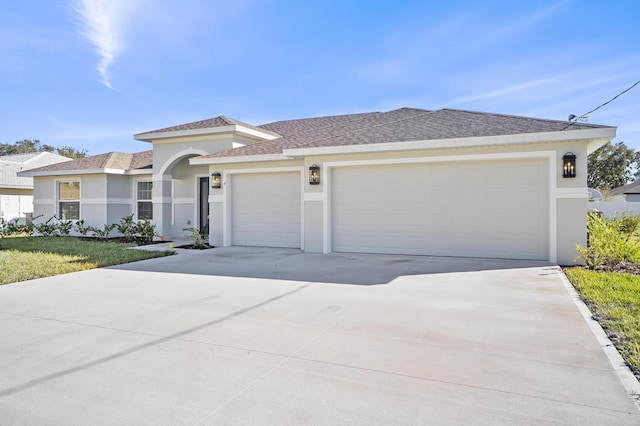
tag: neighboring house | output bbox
[0,152,71,223]
[20,108,616,264]
[592,180,640,216]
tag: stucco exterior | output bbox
[19,107,615,265]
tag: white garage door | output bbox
[232,172,301,248]
[332,159,549,260]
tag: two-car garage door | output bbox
[331,159,549,260]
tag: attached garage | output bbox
[331,158,549,260]
[231,172,301,248]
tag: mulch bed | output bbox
[581,262,640,275]
[175,244,214,250]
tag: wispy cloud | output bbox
[72,0,138,88]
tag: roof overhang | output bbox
[189,154,292,165]
[18,168,153,177]
[134,124,279,143]
[283,127,616,158]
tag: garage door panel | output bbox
[332,159,549,260]
[232,172,301,248]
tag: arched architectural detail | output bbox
[156,148,210,177]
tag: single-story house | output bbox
[0,152,71,223]
[608,180,640,202]
[591,180,640,217]
[20,107,616,264]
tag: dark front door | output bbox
[199,177,209,234]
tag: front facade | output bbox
[22,108,616,264]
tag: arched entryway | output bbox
[153,149,210,240]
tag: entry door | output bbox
[199,177,209,234]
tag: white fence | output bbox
[0,194,34,223]
[587,198,640,217]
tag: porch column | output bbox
[152,174,172,240]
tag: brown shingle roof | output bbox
[199,107,610,159]
[25,150,153,173]
[136,116,280,138]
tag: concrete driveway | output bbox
[0,247,638,425]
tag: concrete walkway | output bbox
[0,247,638,425]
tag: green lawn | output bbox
[564,268,640,377]
[0,237,174,285]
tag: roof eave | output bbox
[283,127,617,158]
[18,168,129,177]
[134,125,279,142]
[189,154,293,165]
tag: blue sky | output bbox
[1,0,639,154]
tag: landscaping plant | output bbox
[576,212,640,269]
[183,227,209,249]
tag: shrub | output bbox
[135,220,157,243]
[183,227,208,249]
[74,219,94,237]
[93,223,117,241]
[34,216,59,237]
[56,220,73,236]
[116,214,137,242]
[576,212,640,268]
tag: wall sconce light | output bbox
[211,171,221,188]
[562,153,576,178]
[309,164,320,185]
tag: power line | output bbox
[562,79,640,130]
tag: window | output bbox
[137,181,153,220]
[58,181,80,220]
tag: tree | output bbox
[0,139,87,159]
[587,141,640,191]
[55,145,88,159]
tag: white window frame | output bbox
[135,180,153,221]
[56,179,81,221]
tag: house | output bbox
[0,152,71,223]
[20,108,616,264]
[592,180,640,217]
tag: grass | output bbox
[0,236,174,285]
[564,268,640,377]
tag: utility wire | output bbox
[562,79,640,130]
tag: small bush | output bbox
[93,223,117,241]
[183,227,208,249]
[577,212,640,268]
[34,216,59,237]
[74,219,94,237]
[116,214,137,242]
[135,220,157,243]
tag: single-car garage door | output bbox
[232,172,301,248]
[332,159,549,260]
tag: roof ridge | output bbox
[261,111,381,127]
[103,152,133,169]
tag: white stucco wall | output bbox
[206,139,594,265]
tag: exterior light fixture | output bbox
[211,171,221,188]
[309,164,320,185]
[562,153,576,178]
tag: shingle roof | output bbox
[609,180,640,195]
[0,152,71,188]
[136,116,280,138]
[198,107,611,159]
[24,150,153,173]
